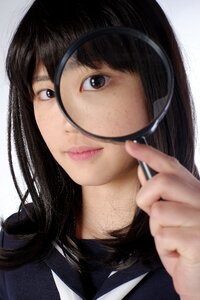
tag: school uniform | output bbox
[0,213,180,300]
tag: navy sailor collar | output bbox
[44,242,162,300]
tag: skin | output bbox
[32,63,143,237]
[125,141,200,300]
[33,63,200,299]
[60,62,149,136]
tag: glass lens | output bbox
[58,31,171,138]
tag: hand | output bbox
[125,141,200,300]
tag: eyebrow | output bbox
[32,75,51,83]
[64,60,82,71]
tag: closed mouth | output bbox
[66,146,103,161]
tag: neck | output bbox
[76,168,139,239]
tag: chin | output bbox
[65,170,114,187]
[68,175,107,187]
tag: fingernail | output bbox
[125,140,140,152]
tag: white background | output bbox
[0,0,200,220]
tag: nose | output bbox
[60,110,79,133]
[55,97,80,133]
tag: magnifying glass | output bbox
[54,27,174,179]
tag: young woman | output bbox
[0,0,200,299]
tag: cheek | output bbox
[33,103,61,153]
[100,144,138,178]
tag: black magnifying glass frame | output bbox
[54,26,174,143]
[54,26,174,179]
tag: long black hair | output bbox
[0,0,199,270]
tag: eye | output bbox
[81,75,110,91]
[37,89,55,101]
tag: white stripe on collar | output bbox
[52,270,82,300]
[52,243,148,299]
[97,273,148,300]
[52,270,148,300]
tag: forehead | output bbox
[32,63,51,83]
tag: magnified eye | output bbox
[81,75,110,91]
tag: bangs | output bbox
[7,0,140,95]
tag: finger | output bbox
[125,141,191,177]
[154,227,200,298]
[155,226,200,264]
[149,201,200,236]
[136,172,200,214]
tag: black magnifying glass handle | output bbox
[135,137,157,180]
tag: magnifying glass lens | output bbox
[56,29,172,139]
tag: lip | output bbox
[65,146,103,161]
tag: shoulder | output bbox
[0,247,61,299]
[0,230,8,299]
[0,229,3,246]
[115,259,180,300]
[0,210,19,298]
[0,210,27,249]
[127,266,180,299]
[0,204,36,249]
[0,224,60,299]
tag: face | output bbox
[32,63,148,186]
[60,60,149,137]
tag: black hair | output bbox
[0,0,199,270]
